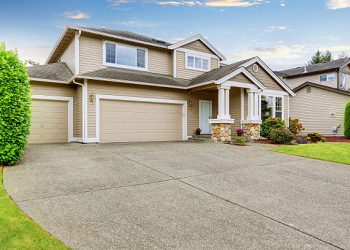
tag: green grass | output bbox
[271,142,350,165]
[0,167,69,249]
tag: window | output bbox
[320,73,336,82]
[104,42,147,70]
[260,95,283,121]
[186,54,209,71]
[340,73,347,89]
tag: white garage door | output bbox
[29,99,69,144]
[100,99,184,143]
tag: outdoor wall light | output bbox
[188,100,193,108]
[89,94,95,104]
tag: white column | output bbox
[217,85,231,120]
[247,89,260,121]
[225,88,230,117]
[247,91,254,120]
[253,92,259,120]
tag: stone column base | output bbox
[242,123,261,141]
[211,123,232,142]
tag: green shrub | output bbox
[288,118,304,136]
[0,44,31,165]
[307,133,326,143]
[269,128,295,144]
[345,102,350,138]
[261,117,286,139]
[232,136,247,145]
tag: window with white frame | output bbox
[320,73,336,82]
[186,54,209,71]
[104,41,147,70]
[260,94,283,121]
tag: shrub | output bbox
[261,117,286,139]
[296,137,308,144]
[0,44,31,165]
[345,102,350,138]
[232,135,247,145]
[288,118,304,136]
[269,128,295,144]
[307,133,326,143]
[236,128,244,136]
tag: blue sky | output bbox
[1,0,350,70]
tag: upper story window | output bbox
[320,73,336,82]
[103,41,147,70]
[185,53,209,72]
[340,73,347,89]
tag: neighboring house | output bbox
[277,58,350,136]
[27,26,294,144]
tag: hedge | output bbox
[0,44,31,165]
[345,102,350,139]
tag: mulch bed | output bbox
[324,136,350,143]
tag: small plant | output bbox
[345,102,350,138]
[232,135,247,146]
[289,118,304,136]
[261,117,286,139]
[269,128,295,144]
[296,136,308,144]
[195,128,201,135]
[236,128,244,136]
[307,133,326,143]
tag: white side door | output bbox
[199,100,212,134]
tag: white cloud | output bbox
[327,0,350,9]
[108,0,131,6]
[156,0,265,7]
[324,36,340,41]
[280,0,285,6]
[59,11,90,20]
[265,25,288,32]
[115,20,157,28]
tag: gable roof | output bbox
[278,58,350,78]
[27,62,73,83]
[293,81,350,96]
[168,34,226,60]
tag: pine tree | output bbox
[308,50,332,65]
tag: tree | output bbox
[0,44,31,165]
[308,50,332,65]
[338,51,348,59]
[345,102,350,138]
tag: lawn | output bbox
[271,142,350,165]
[0,167,69,249]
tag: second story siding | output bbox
[284,71,338,90]
[60,38,75,74]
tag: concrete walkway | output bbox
[4,142,350,249]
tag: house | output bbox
[277,58,350,136]
[27,26,294,144]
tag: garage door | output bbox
[29,99,69,144]
[100,99,184,143]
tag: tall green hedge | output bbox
[0,44,31,165]
[345,102,350,139]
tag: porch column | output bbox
[217,85,231,120]
[247,89,260,120]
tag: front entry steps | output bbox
[189,134,211,142]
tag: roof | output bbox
[189,58,254,86]
[293,81,350,96]
[79,67,191,88]
[278,58,350,78]
[79,26,172,47]
[27,62,73,83]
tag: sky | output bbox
[1,0,350,70]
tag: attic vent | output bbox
[306,86,311,93]
[252,64,259,73]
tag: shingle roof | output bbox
[79,27,172,47]
[189,57,254,86]
[278,58,350,78]
[293,81,350,96]
[27,62,73,82]
[80,67,191,88]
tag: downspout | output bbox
[73,79,85,143]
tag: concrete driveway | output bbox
[4,142,350,249]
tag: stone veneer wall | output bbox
[242,123,261,141]
[211,123,232,142]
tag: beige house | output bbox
[28,26,294,144]
[277,59,350,136]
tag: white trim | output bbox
[173,49,177,77]
[209,118,235,124]
[82,79,89,142]
[241,120,262,125]
[199,100,212,134]
[168,34,226,61]
[46,26,69,64]
[287,95,290,127]
[102,40,148,71]
[74,31,80,74]
[177,48,219,60]
[241,57,296,96]
[31,95,74,142]
[224,81,259,90]
[29,78,68,84]
[259,93,284,121]
[185,52,210,72]
[260,89,289,96]
[95,95,188,143]
[240,88,244,128]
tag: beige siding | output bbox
[182,40,214,54]
[284,71,338,90]
[30,81,75,97]
[60,39,75,74]
[247,64,283,91]
[290,86,350,136]
[230,73,253,84]
[29,99,68,144]
[74,85,83,137]
[100,100,183,142]
[229,88,241,130]
[79,34,172,75]
[211,58,219,70]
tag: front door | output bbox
[199,100,212,134]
